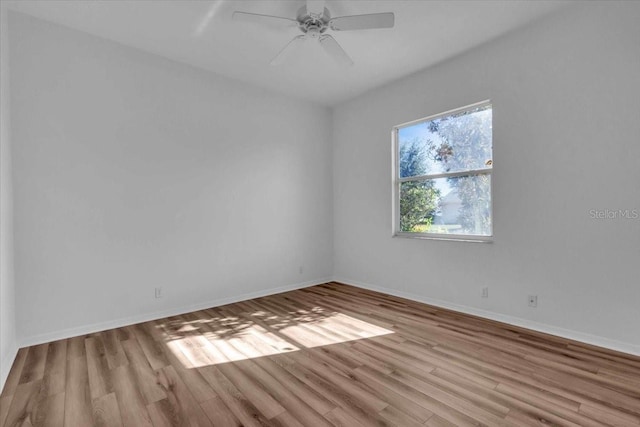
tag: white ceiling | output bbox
[4,0,571,106]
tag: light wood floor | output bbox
[1,283,639,426]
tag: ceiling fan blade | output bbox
[270,35,307,66]
[319,35,353,66]
[306,0,326,17]
[329,13,395,31]
[232,11,298,27]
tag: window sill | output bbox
[393,232,493,243]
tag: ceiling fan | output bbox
[232,0,394,66]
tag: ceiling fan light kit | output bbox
[232,1,394,66]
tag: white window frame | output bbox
[392,100,493,243]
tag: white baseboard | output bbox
[0,340,19,393]
[334,277,640,357]
[19,277,332,348]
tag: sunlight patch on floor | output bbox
[161,308,394,368]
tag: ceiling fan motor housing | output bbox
[297,6,330,38]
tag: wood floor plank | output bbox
[388,367,509,426]
[153,365,213,426]
[289,350,389,414]
[92,392,123,427]
[119,339,166,405]
[18,344,49,385]
[0,367,62,427]
[409,368,511,417]
[271,411,304,427]
[66,337,86,361]
[43,341,67,379]
[567,344,640,371]
[348,365,434,423]
[129,323,170,371]
[147,399,176,427]
[199,396,242,427]
[323,406,367,427]
[525,353,640,399]
[578,403,640,427]
[252,356,337,416]
[2,378,64,427]
[41,371,66,400]
[111,365,152,427]
[352,360,491,426]
[0,394,13,426]
[233,358,334,427]
[3,282,639,426]
[425,413,460,427]
[100,330,128,370]
[281,359,392,426]
[37,391,65,427]
[156,337,218,403]
[3,380,42,427]
[215,362,285,420]
[31,383,65,427]
[85,337,113,400]
[377,405,425,427]
[64,356,93,427]
[198,365,273,427]
[430,340,624,415]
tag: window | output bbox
[392,101,493,241]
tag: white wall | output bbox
[0,5,18,389]
[10,13,333,344]
[333,2,640,353]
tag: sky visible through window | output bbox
[399,125,452,195]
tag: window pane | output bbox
[399,180,440,233]
[400,174,492,236]
[398,105,492,178]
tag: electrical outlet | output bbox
[155,287,163,299]
[481,287,489,298]
[528,295,537,307]
[299,266,303,274]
